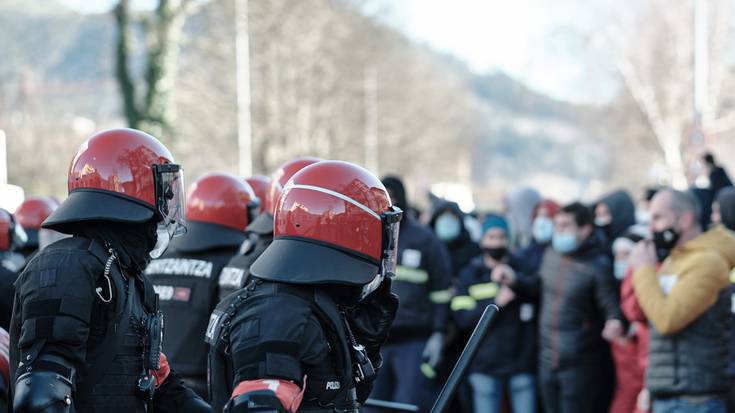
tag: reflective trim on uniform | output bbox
[394,266,429,284]
[285,183,381,220]
[145,258,214,279]
[730,268,735,283]
[219,267,246,288]
[429,289,453,304]
[468,282,499,300]
[450,295,477,311]
[420,362,437,379]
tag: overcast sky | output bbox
[58,0,618,103]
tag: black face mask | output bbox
[482,247,508,261]
[652,227,680,262]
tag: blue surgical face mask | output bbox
[614,260,629,280]
[435,213,461,242]
[552,232,578,254]
[533,217,554,243]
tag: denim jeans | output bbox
[468,372,537,413]
[652,396,726,413]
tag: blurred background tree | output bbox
[114,0,198,141]
[2,0,734,210]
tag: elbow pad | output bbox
[224,390,287,413]
[13,371,73,413]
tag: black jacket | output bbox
[594,190,635,249]
[710,165,733,196]
[10,236,204,412]
[0,263,17,331]
[536,234,621,370]
[389,217,453,342]
[207,280,370,413]
[452,256,537,376]
[145,244,238,398]
[217,233,273,301]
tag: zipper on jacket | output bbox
[551,257,570,368]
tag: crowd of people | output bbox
[0,126,735,413]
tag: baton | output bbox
[364,398,419,412]
[430,304,499,413]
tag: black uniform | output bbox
[9,235,207,413]
[0,260,19,331]
[145,221,245,398]
[217,213,274,301]
[208,280,371,413]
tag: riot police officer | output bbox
[9,128,210,413]
[217,157,320,300]
[243,176,270,215]
[0,208,27,330]
[14,196,59,261]
[145,172,258,398]
[207,160,402,413]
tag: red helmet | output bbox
[15,197,59,230]
[265,157,321,214]
[0,208,27,252]
[250,160,402,288]
[248,157,321,235]
[244,175,270,214]
[43,128,186,237]
[14,196,59,248]
[172,172,257,252]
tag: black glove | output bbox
[349,278,399,359]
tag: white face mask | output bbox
[614,260,629,280]
[594,216,612,227]
[636,209,651,225]
[149,224,172,259]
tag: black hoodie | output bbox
[428,201,480,278]
[593,190,635,249]
[717,187,735,231]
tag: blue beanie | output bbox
[482,213,509,235]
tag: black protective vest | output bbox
[145,247,235,397]
[207,281,355,413]
[217,235,272,301]
[11,237,155,413]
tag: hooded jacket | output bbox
[633,226,735,396]
[717,187,735,230]
[504,187,541,250]
[388,217,453,341]
[428,201,480,278]
[381,176,454,341]
[594,190,636,244]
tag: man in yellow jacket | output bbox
[630,188,735,413]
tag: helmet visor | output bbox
[13,221,28,247]
[153,163,187,238]
[381,206,403,279]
